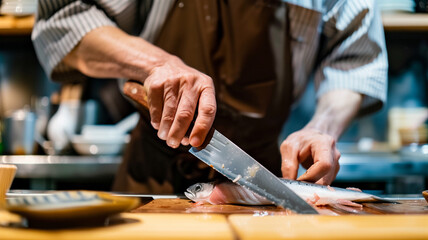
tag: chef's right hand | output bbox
[61,26,216,149]
[143,56,217,149]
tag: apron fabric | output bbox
[113,0,301,194]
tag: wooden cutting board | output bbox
[133,198,428,215]
[228,214,428,240]
[133,198,293,215]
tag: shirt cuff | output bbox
[317,63,388,116]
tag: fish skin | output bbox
[185,179,395,206]
[279,179,393,203]
[185,181,271,205]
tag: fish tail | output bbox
[372,196,400,204]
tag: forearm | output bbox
[64,26,216,148]
[304,90,362,140]
[63,26,171,81]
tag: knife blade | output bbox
[123,80,318,214]
[189,129,318,214]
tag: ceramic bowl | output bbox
[71,134,129,156]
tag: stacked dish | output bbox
[0,0,37,16]
[71,130,130,156]
[378,0,415,12]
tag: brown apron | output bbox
[113,0,294,194]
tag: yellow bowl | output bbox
[399,126,428,146]
[0,164,17,199]
[423,190,428,204]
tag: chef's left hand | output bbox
[280,128,340,185]
[280,89,363,185]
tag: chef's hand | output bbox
[62,26,216,148]
[280,128,340,185]
[280,90,363,185]
[144,56,216,148]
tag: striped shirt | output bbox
[32,0,388,115]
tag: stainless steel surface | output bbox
[189,130,318,214]
[2,109,36,155]
[0,155,121,179]
[334,153,428,181]
[400,144,428,158]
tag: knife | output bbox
[123,81,318,214]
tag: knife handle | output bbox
[123,80,149,109]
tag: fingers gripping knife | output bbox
[123,81,318,214]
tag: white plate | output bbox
[71,134,129,155]
[0,5,37,16]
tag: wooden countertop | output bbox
[0,15,34,35]
[1,13,428,36]
[0,198,427,239]
[382,13,428,31]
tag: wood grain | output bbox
[0,15,34,35]
[133,198,295,215]
[229,214,428,240]
[0,213,234,240]
[133,198,428,215]
[382,13,428,31]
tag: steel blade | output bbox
[189,129,318,214]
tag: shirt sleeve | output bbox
[315,0,388,116]
[31,0,139,83]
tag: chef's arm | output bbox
[63,26,217,148]
[64,26,165,81]
[304,90,362,141]
[280,89,362,185]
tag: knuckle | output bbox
[335,150,341,160]
[283,133,297,143]
[200,103,216,116]
[164,95,177,107]
[161,115,174,123]
[280,140,290,148]
[182,72,197,81]
[280,140,297,153]
[324,135,335,145]
[203,75,214,84]
[319,161,333,171]
[280,142,288,152]
[176,109,194,122]
[149,81,163,91]
[196,121,210,130]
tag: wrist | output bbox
[117,36,172,81]
[304,90,362,140]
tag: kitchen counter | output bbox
[0,197,427,240]
[336,152,428,181]
[0,155,120,179]
[0,155,121,190]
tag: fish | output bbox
[184,179,395,207]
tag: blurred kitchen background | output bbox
[0,0,427,195]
